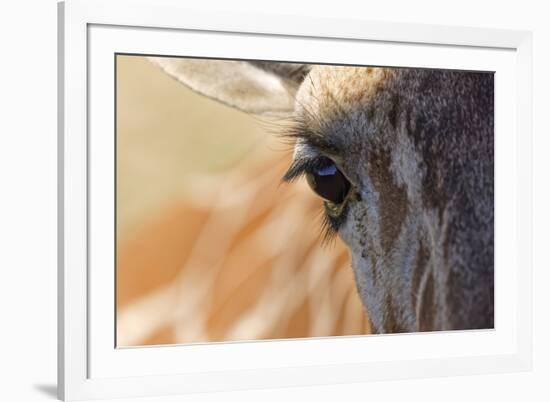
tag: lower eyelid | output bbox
[319,202,349,242]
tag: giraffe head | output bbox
[149,57,494,333]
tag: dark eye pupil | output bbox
[305,159,350,204]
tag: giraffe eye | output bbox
[305,157,350,205]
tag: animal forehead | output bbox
[293,66,394,154]
[296,66,392,117]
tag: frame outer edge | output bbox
[516,31,533,371]
[58,0,534,399]
[61,0,90,400]
[74,0,526,49]
[57,2,66,400]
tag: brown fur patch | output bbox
[368,146,409,253]
[383,295,406,333]
[368,316,378,334]
[383,294,397,333]
[418,273,435,331]
[411,241,430,308]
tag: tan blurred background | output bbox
[115,55,370,347]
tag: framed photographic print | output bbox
[58,0,533,400]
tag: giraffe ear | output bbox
[148,57,310,117]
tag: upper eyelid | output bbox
[282,118,343,156]
[294,140,321,159]
[282,142,322,181]
[283,145,349,184]
[282,155,319,182]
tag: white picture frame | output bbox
[58,0,533,400]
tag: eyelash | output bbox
[282,156,348,244]
[319,207,347,244]
[282,156,326,183]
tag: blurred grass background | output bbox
[116,55,370,347]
